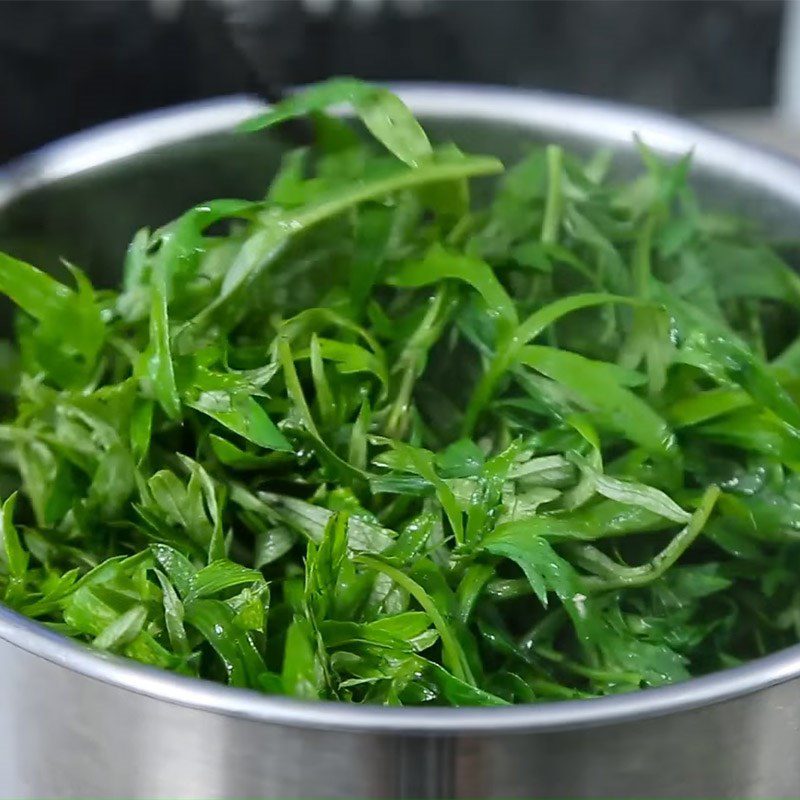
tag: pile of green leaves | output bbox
[2,78,800,706]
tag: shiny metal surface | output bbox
[2,85,800,798]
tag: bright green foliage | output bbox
[1,79,800,705]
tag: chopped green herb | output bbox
[2,78,800,705]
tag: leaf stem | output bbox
[579,485,720,591]
[541,145,564,245]
[355,554,475,685]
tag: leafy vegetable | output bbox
[1,77,798,706]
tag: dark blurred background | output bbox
[0,0,789,164]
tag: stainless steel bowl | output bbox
[2,86,800,799]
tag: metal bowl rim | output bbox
[2,83,800,734]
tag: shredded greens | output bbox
[2,79,800,706]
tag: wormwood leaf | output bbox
[0,252,104,386]
[481,529,580,608]
[571,456,690,524]
[185,598,266,688]
[0,494,27,581]
[578,485,720,590]
[93,605,147,651]
[518,345,675,456]
[205,152,503,314]
[283,616,327,699]
[239,77,432,167]
[390,245,518,327]
[356,553,475,685]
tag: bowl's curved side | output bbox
[6,83,800,207]
[5,622,800,797]
[4,600,800,738]
[1,85,800,743]
[0,96,265,208]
